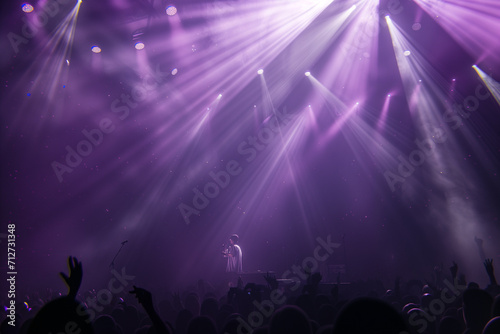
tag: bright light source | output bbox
[166,5,177,16]
[171,68,178,76]
[135,42,145,50]
[351,5,356,10]
[217,94,222,99]
[22,3,34,12]
[388,94,391,97]
[472,64,477,68]
[305,71,311,77]
[91,45,101,53]
[404,50,411,56]
[385,15,390,20]
[257,69,264,75]
[452,78,456,82]
[356,102,359,105]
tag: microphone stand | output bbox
[109,240,128,270]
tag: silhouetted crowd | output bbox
[2,255,500,334]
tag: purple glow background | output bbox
[1,0,500,296]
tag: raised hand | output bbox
[59,256,82,299]
[130,286,153,309]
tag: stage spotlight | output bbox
[171,68,178,75]
[257,69,264,75]
[91,45,101,53]
[135,42,145,50]
[404,50,411,56]
[412,23,421,31]
[166,5,177,16]
[305,71,311,77]
[22,3,34,12]
[388,94,391,97]
[217,94,222,99]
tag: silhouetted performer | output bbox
[223,234,242,273]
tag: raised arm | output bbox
[130,286,171,334]
[484,259,498,286]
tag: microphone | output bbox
[121,240,128,245]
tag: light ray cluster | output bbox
[1,0,500,291]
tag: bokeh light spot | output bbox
[135,42,145,50]
[91,45,101,53]
[166,5,177,16]
[22,3,34,13]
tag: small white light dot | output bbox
[257,69,264,75]
[404,50,411,56]
[171,68,178,75]
[91,45,102,53]
[305,71,311,77]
